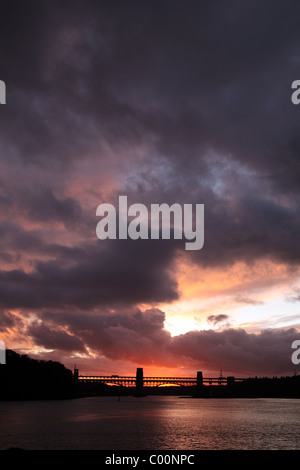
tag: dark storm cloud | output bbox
[0,0,299,272]
[195,190,300,268]
[1,0,299,177]
[18,187,83,227]
[27,307,172,363]
[170,327,298,375]
[28,321,86,353]
[0,237,179,310]
[0,220,90,267]
[71,0,300,195]
[1,1,299,182]
[0,184,84,229]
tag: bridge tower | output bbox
[196,371,203,389]
[136,368,144,396]
[73,365,79,381]
[227,376,235,386]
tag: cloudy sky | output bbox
[0,0,300,378]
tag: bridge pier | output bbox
[73,366,79,381]
[194,371,208,397]
[196,371,203,390]
[227,376,235,386]
[136,368,144,396]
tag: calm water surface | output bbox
[0,396,299,450]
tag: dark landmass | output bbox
[0,350,299,400]
[0,350,75,400]
[191,375,300,399]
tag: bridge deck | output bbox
[77,375,245,386]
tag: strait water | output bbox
[0,396,299,450]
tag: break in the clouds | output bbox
[24,307,298,376]
[0,0,300,376]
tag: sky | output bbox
[0,0,300,378]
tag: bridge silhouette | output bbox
[74,368,246,394]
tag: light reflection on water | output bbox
[0,396,299,450]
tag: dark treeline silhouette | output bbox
[0,350,75,400]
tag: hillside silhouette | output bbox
[0,350,75,400]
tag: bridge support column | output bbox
[227,376,235,386]
[197,371,203,389]
[73,366,79,381]
[136,368,144,396]
[194,371,204,397]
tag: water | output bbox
[0,396,299,450]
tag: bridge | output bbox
[74,368,246,394]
